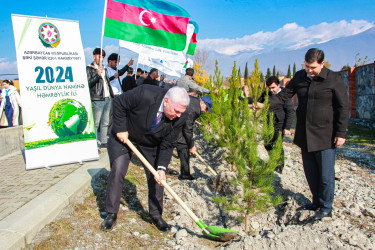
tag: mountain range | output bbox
[203,27,375,77]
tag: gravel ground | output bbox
[28,132,375,249]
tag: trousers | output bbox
[92,97,111,144]
[176,143,190,175]
[105,145,164,219]
[301,148,336,212]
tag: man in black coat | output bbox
[259,48,349,220]
[100,85,190,232]
[121,67,137,92]
[176,95,213,180]
[259,76,294,173]
[143,68,161,86]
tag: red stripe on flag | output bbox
[190,32,197,43]
[106,0,188,34]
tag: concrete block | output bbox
[0,230,25,250]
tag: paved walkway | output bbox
[0,150,110,249]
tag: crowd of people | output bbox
[90,47,349,232]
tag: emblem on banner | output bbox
[38,22,61,48]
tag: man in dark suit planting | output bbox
[100,85,190,232]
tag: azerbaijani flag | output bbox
[104,0,190,51]
[186,21,198,55]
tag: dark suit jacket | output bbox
[177,96,201,148]
[108,85,188,167]
[269,67,349,152]
[121,75,137,92]
[259,89,294,131]
[143,77,160,86]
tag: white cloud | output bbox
[0,58,18,78]
[198,20,374,55]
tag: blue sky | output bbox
[1,0,374,76]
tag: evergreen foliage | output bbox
[266,68,271,79]
[293,63,296,77]
[260,72,265,83]
[287,64,291,78]
[272,65,276,76]
[244,62,249,82]
[201,59,283,233]
[341,64,351,71]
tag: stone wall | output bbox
[355,63,375,120]
[340,70,351,117]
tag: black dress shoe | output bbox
[100,213,117,231]
[178,174,195,180]
[314,210,332,220]
[151,217,171,232]
[300,204,319,211]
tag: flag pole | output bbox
[100,0,109,65]
[135,52,140,74]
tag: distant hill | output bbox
[203,27,375,76]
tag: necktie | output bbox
[151,112,163,130]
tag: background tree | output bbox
[354,53,369,67]
[192,48,210,86]
[324,61,332,68]
[244,62,249,83]
[286,64,291,78]
[293,63,296,77]
[193,64,209,86]
[260,72,265,83]
[272,65,276,76]
[266,68,271,79]
[341,64,351,71]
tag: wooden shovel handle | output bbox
[126,139,203,225]
[194,152,217,176]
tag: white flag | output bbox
[138,55,184,77]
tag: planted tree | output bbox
[201,59,282,233]
[293,63,296,77]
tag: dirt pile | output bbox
[163,134,375,249]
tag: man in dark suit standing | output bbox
[100,85,190,232]
[258,48,349,220]
[260,76,294,173]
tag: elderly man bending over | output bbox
[100,85,190,232]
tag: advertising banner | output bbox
[12,14,98,170]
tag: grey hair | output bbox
[165,87,190,106]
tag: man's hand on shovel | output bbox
[189,146,197,155]
[155,170,166,186]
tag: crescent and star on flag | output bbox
[139,10,156,26]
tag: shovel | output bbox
[193,152,217,176]
[126,139,238,241]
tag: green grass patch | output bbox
[25,133,96,149]
[347,124,375,146]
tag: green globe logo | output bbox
[49,99,88,137]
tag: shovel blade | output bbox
[202,226,239,242]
